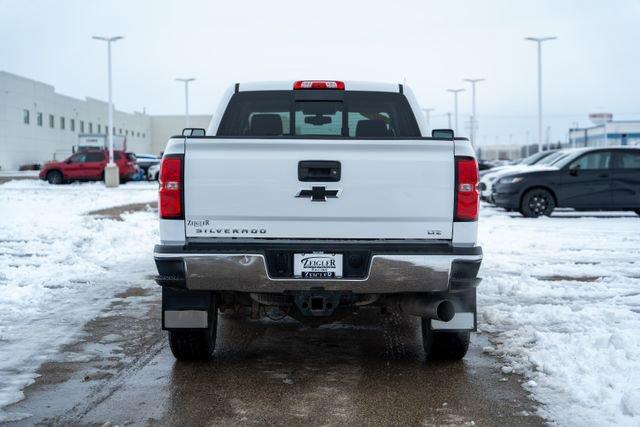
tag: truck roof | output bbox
[236,80,403,93]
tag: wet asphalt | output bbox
[6,285,544,426]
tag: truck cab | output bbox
[154,80,482,361]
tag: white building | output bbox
[0,71,210,170]
[149,115,210,155]
[477,144,522,161]
[569,120,640,148]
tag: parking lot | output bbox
[0,180,639,425]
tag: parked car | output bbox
[134,153,160,174]
[491,147,640,217]
[154,80,482,361]
[480,150,560,201]
[38,149,136,184]
[480,150,556,178]
[147,163,160,181]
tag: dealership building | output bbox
[0,71,210,171]
[568,113,640,148]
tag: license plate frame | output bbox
[293,252,343,279]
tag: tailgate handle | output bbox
[298,161,341,182]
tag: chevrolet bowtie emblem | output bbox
[295,186,342,202]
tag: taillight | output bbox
[455,157,479,221]
[159,155,183,219]
[293,80,345,90]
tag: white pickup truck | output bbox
[154,80,482,361]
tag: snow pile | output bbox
[0,180,158,421]
[479,206,640,426]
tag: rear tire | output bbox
[168,297,218,361]
[421,318,470,360]
[520,188,555,217]
[46,170,63,185]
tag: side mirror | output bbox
[569,163,580,175]
[431,129,454,139]
[182,128,206,137]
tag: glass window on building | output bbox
[60,116,65,130]
[70,118,75,132]
[137,132,140,137]
[142,133,146,138]
[23,109,30,124]
[37,112,43,127]
[125,130,129,136]
[98,124,102,134]
[118,128,122,134]
[89,122,93,133]
[80,121,85,133]
[49,114,55,128]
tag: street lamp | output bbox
[524,36,557,153]
[421,108,434,134]
[92,35,123,188]
[176,78,196,128]
[463,78,484,149]
[446,89,465,135]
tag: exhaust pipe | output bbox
[391,297,456,322]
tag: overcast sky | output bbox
[1,0,639,146]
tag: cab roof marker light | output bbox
[293,80,345,90]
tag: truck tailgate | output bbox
[183,139,454,239]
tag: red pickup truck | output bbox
[39,149,137,184]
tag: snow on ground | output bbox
[478,204,640,426]
[1,180,639,425]
[0,180,158,421]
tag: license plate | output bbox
[294,252,343,278]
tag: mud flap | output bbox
[162,287,214,330]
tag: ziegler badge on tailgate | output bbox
[294,252,343,278]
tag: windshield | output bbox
[521,150,555,165]
[217,90,421,138]
[536,151,569,166]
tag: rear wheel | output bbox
[46,170,63,185]
[421,318,470,360]
[520,188,555,217]
[168,297,218,361]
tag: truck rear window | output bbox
[217,91,421,138]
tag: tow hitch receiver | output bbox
[294,292,341,317]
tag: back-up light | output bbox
[455,157,479,221]
[159,155,183,219]
[293,80,345,90]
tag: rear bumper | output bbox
[154,242,482,294]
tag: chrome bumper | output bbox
[154,252,482,294]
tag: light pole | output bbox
[446,112,452,129]
[176,78,196,128]
[93,35,123,187]
[446,89,464,135]
[463,78,484,149]
[524,36,556,154]
[421,108,434,134]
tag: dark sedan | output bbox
[492,147,640,217]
